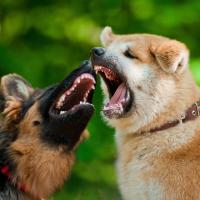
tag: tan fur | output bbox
[3,97,22,122]
[100,27,200,199]
[6,103,74,199]
[0,75,89,200]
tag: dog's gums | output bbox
[94,65,132,118]
[51,73,95,116]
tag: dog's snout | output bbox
[91,47,105,57]
[80,60,92,69]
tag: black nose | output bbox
[91,47,105,57]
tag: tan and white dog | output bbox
[91,27,200,200]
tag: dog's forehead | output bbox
[107,34,169,51]
[108,41,132,52]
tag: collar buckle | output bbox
[195,102,200,116]
[179,113,186,124]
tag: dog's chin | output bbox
[102,93,133,119]
[93,65,133,119]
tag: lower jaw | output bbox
[102,101,132,120]
[102,88,133,119]
[103,109,124,119]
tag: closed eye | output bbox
[123,49,138,59]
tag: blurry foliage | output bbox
[1,0,200,199]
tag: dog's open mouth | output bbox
[94,66,132,118]
[50,73,95,117]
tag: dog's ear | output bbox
[0,74,34,121]
[151,40,189,74]
[100,26,115,47]
[1,74,34,101]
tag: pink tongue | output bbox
[108,83,126,106]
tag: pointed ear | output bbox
[1,74,34,101]
[0,74,34,121]
[100,26,115,47]
[151,40,189,74]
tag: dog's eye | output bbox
[124,49,138,59]
[33,120,41,126]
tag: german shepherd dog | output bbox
[0,61,96,200]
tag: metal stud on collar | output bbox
[195,102,200,116]
[192,110,196,116]
[179,113,186,124]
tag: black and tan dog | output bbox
[0,61,96,200]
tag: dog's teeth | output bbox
[56,103,61,109]
[71,86,75,91]
[60,110,66,115]
[92,85,95,90]
[91,77,96,83]
[61,94,65,101]
[57,95,65,106]
[66,91,71,95]
[126,91,130,100]
[103,106,109,111]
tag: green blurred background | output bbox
[1,0,200,199]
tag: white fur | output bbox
[116,119,199,200]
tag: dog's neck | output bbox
[0,164,42,200]
[112,71,200,136]
[0,165,26,191]
[139,75,200,135]
[115,77,200,159]
[143,100,200,134]
[0,165,33,200]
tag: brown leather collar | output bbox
[149,100,200,133]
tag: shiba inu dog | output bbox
[0,61,96,200]
[91,27,200,200]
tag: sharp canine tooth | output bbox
[60,110,66,114]
[60,95,65,102]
